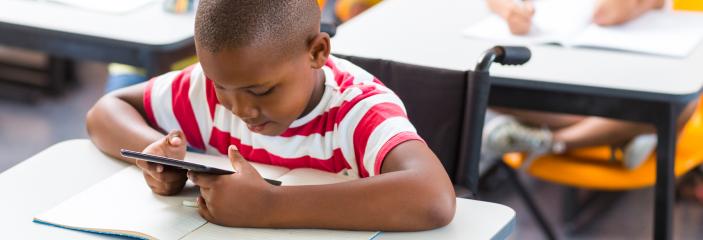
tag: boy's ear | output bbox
[308,32,330,69]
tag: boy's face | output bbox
[198,42,324,136]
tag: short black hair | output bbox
[195,0,320,53]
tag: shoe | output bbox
[622,134,657,170]
[482,116,554,168]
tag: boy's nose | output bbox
[230,103,259,120]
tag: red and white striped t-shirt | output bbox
[143,55,423,178]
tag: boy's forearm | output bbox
[86,95,163,164]
[265,170,456,231]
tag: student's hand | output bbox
[136,130,188,196]
[188,145,274,227]
[593,0,663,26]
[593,0,639,26]
[504,1,535,35]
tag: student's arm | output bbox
[86,83,188,195]
[86,82,161,162]
[486,0,535,35]
[593,0,665,26]
[190,140,456,231]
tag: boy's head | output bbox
[195,0,330,136]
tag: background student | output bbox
[482,0,703,204]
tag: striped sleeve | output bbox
[143,64,213,152]
[337,85,424,178]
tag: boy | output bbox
[86,0,455,231]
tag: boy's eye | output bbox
[249,87,275,96]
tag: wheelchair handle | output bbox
[475,46,531,72]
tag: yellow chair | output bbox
[335,0,383,22]
[674,0,703,11]
[499,97,703,238]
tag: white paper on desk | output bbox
[35,152,378,240]
[182,223,380,240]
[568,11,703,58]
[463,0,596,45]
[46,0,156,14]
[277,168,355,186]
[463,0,703,58]
[183,152,291,180]
[34,166,205,240]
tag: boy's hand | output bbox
[136,130,188,196]
[503,1,534,35]
[188,145,275,227]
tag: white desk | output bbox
[0,0,194,46]
[0,139,516,239]
[331,0,703,239]
[332,0,703,96]
[0,0,196,77]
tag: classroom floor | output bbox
[1,57,702,240]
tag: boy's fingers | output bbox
[135,159,149,170]
[141,163,186,183]
[188,171,218,188]
[158,169,187,183]
[200,186,212,201]
[136,160,159,178]
[197,196,215,222]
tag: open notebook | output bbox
[463,0,703,58]
[33,152,380,240]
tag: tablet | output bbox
[120,149,282,186]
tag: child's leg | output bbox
[492,107,585,129]
[553,117,653,149]
[494,99,698,150]
[483,99,698,169]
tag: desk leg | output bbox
[139,51,173,79]
[654,106,677,240]
[47,56,73,94]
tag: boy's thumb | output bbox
[228,145,245,168]
[167,130,185,147]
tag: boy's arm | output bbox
[191,140,456,231]
[593,0,665,26]
[270,140,456,230]
[87,82,189,195]
[86,82,163,163]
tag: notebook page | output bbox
[277,168,356,186]
[34,166,205,240]
[182,168,378,240]
[182,224,380,240]
[569,10,703,58]
[462,0,596,45]
[183,152,291,180]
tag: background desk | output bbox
[0,0,195,83]
[0,139,516,239]
[331,0,703,239]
